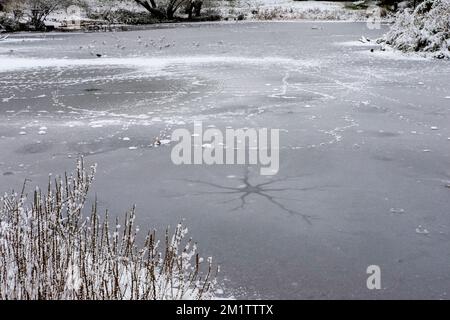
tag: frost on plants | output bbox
[380,0,450,58]
[0,158,218,300]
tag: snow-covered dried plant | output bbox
[0,158,218,300]
[380,0,450,58]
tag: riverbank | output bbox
[0,1,391,33]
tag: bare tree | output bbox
[135,0,195,20]
[134,0,165,19]
[23,0,71,30]
[165,0,189,19]
[2,0,24,21]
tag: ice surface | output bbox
[1,21,450,299]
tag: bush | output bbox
[0,14,21,32]
[0,158,218,300]
[110,9,159,25]
[380,0,450,58]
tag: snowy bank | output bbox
[216,0,383,21]
[0,0,390,31]
[379,0,450,59]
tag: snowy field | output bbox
[1,22,450,299]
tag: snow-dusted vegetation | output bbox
[0,159,217,300]
[380,0,450,58]
[227,0,371,21]
[0,0,388,31]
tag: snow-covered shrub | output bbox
[0,158,218,300]
[0,14,17,31]
[249,5,372,21]
[380,0,450,58]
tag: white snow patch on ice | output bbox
[88,119,123,127]
[337,41,380,47]
[415,225,429,235]
[159,139,171,145]
[360,48,429,61]
[0,56,319,73]
[0,38,49,43]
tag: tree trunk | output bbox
[194,1,202,17]
[31,10,45,31]
[187,2,194,19]
[134,0,169,20]
[166,5,175,20]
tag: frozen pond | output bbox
[1,21,450,299]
